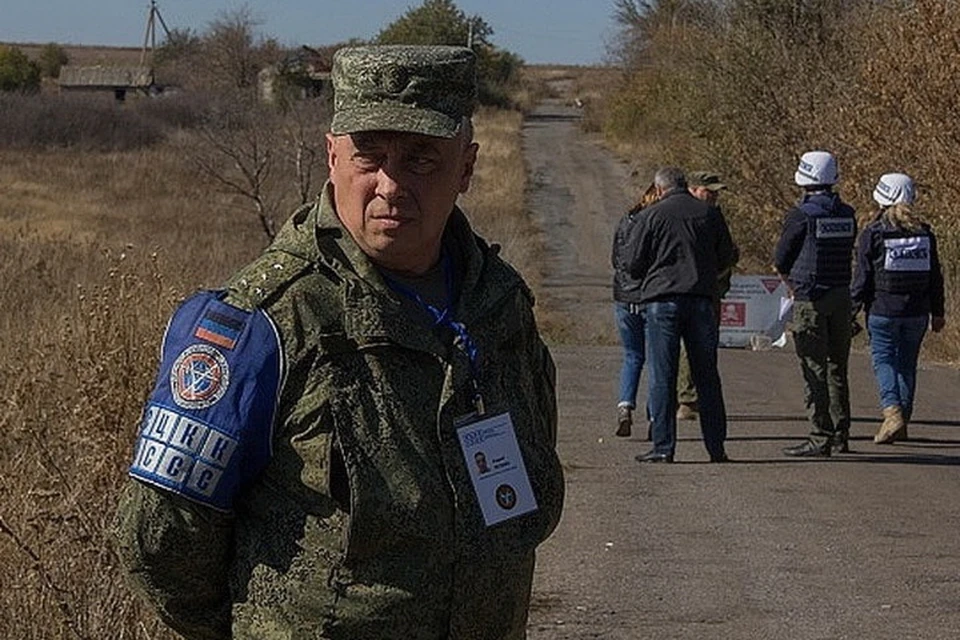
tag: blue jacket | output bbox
[851,216,944,318]
[774,191,856,301]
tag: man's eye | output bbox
[352,154,381,171]
[407,156,437,174]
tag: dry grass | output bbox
[0,104,533,637]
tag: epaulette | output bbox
[226,250,317,311]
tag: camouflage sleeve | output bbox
[114,479,233,640]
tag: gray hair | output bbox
[654,167,687,191]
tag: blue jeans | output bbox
[645,296,727,458]
[614,302,645,408]
[868,314,928,420]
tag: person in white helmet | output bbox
[774,151,857,457]
[851,173,945,444]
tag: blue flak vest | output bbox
[128,290,283,512]
[789,192,856,298]
[875,223,933,295]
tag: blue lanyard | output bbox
[383,253,485,415]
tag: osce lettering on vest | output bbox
[128,291,282,512]
[815,218,855,239]
[884,236,931,272]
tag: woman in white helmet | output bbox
[851,173,945,443]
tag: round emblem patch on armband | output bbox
[170,344,230,409]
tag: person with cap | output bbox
[675,171,740,421]
[113,45,565,639]
[612,180,657,438]
[775,150,857,457]
[852,172,945,444]
[627,167,737,463]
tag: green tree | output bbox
[0,46,41,92]
[37,42,68,78]
[375,0,522,107]
[376,0,492,48]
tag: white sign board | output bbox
[718,275,790,349]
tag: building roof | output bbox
[58,65,153,88]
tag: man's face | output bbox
[690,186,719,205]
[326,129,478,274]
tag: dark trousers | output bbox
[645,295,727,458]
[791,286,852,445]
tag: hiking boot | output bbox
[616,406,632,438]
[782,440,831,457]
[676,402,699,421]
[893,424,909,441]
[874,406,905,444]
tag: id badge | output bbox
[456,412,538,527]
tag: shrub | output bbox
[37,42,69,78]
[0,45,41,92]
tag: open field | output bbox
[4,41,143,67]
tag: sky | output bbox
[2,1,619,66]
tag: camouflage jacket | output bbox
[115,184,565,639]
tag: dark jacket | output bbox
[774,191,856,301]
[851,215,944,318]
[612,206,644,304]
[626,189,737,303]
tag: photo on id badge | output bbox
[456,411,538,527]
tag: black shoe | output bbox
[710,453,730,463]
[616,406,632,438]
[782,441,831,458]
[830,435,849,454]
[635,450,674,463]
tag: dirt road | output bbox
[523,99,960,639]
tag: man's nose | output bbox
[375,158,406,203]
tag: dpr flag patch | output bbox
[195,305,246,349]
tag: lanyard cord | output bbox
[383,252,485,414]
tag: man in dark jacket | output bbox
[775,150,857,457]
[627,167,737,463]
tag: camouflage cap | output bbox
[331,45,478,139]
[689,171,727,191]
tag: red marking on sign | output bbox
[720,302,747,327]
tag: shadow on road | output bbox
[730,414,960,427]
[524,113,581,123]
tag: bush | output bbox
[0,45,41,92]
[37,42,69,78]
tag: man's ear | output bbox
[325,133,338,173]
[458,142,479,194]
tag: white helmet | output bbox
[873,172,916,206]
[794,150,838,186]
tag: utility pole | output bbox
[140,0,172,69]
[467,20,473,48]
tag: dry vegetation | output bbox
[0,86,536,636]
[600,0,960,361]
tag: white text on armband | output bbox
[130,403,238,499]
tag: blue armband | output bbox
[128,290,283,511]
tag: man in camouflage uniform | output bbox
[675,171,738,421]
[114,45,565,639]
